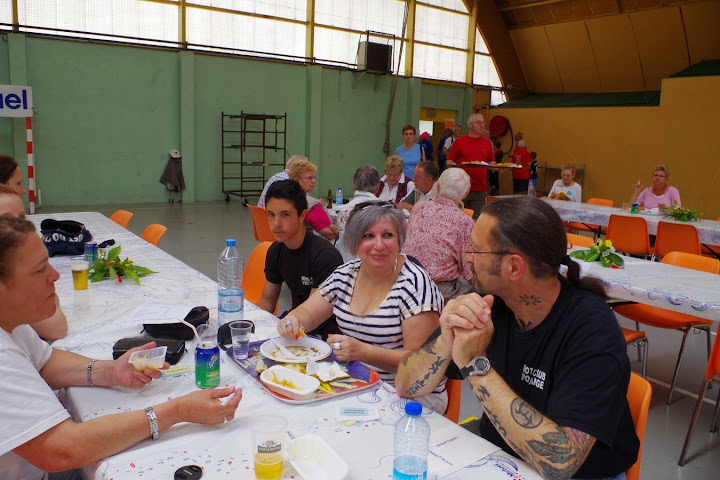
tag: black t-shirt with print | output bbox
[481,277,639,479]
[265,230,343,339]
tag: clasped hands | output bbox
[439,293,495,369]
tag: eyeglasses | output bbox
[652,174,667,178]
[299,176,316,181]
[465,249,514,256]
[469,121,486,125]
[351,201,396,214]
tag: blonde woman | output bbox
[549,165,582,202]
[288,159,338,241]
[630,164,680,209]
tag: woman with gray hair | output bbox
[278,202,447,413]
[336,165,381,232]
[403,168,475,301]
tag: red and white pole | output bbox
[26,116,35,214]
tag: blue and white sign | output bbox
[0,85,33,117]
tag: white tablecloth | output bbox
[573,251,720,322]
[27,212,542,480]
[544,198,720,246]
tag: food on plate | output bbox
[267,371,299,390]
[254,359,268,374]
[298,327,306,338]
[271,345,322,360]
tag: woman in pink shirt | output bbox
[630,164,681,210]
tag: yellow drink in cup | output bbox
[250,415,287,480]
[254,452,283,480]
[70,257,89,290]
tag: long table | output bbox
[544,198,720,247]
[570,250,720,322]
[29,212,542,480]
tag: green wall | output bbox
[0,34,472,207]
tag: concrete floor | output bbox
[40,199,720,479]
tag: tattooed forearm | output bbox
[403,355,448,395]
[519,294,542,306]
[473,384,491,403]
[511,398,543,428]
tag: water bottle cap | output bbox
[226,239,236,246]
[405,401,422,415]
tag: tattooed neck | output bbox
[519,294,542,306]
[515,316,532,331]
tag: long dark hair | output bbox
[483,196,607,299]
[0,155,19,184]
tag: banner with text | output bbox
[0,85,33,117]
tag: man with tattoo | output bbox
[396,196,638,480]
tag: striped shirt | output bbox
[318,255,444,384]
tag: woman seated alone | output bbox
[278,202,447,413]
[288,159,339,241]
[0,217,241,478]
[630,164,680,210]
[548,165,582,202]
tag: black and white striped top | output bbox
[318,255,444,384]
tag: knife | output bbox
[269,337,299,360]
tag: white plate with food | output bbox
[259,336,332,363]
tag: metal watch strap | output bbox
[144,406,159,440]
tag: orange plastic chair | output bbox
[485,196,502,204]
[141,224,168,247]
[463,208,474,219]
[248,205,275,243]
[605,215,651,258]
[565,198,614,237]
[243,241,278,315]
[109,209,134,228]
[652,221,700,260]
[566,232,594,248]
[444,378,462,423]
[613,252,719,404]
[678,332,720,465]
[626,373,652,480]
[622,327,648,378]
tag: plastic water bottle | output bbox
[393,401,430,480]
[528,182,535,197]
[336,186,343,205]
[217,239,244,326]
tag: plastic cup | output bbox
[70,256,89,290]
[229,320,253,360]
[186,286,208,307]
[250,415,287,480]
[622,202,630,211]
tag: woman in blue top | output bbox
[395,124,425,180]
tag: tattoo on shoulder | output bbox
[510,398,543,429]
[519,294,542,306]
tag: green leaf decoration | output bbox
[89,246,156,285]
[585,251,600,263]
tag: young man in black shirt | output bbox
[257,179,343,339]
[396,196,638,480]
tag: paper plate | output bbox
[259,336,331,364]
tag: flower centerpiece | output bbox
[664,201,702,222]
[569,239,624,269]
[90,246,156,285]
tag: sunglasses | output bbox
[351,201,396,214]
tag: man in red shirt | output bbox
[512,139,531,194]
[446,113,495,217]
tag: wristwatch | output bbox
[459,355,491,379]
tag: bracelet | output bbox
[144,406,159,441]
[86,359,98,387]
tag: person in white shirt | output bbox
[549,165,582,202]
[376,155,414,203]
[0,217,242,478]
[257,155,306,208]
[397,161,439,212]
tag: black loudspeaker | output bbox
[357,42,392,74]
